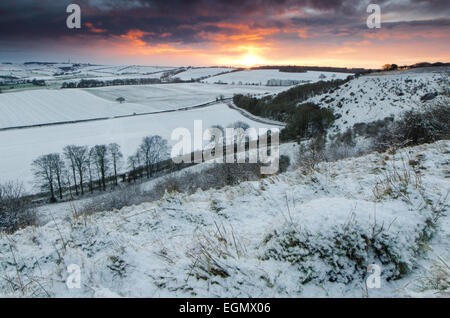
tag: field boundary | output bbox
[0,98,233,132]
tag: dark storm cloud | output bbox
[0,0,449,44]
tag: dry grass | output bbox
[186,222,247,281]
[416,248,450,297]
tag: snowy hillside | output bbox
[0,141,448,297]
[307,72,448,133]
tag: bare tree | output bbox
[64,145,90,196]
[63,145,79,195]
[128,152,140,171]
[91,145,110,191]
[32,154,56,202]
[139,135,169,178]
[87,148,95,193]
[108,143,123,186]
[73,146,89,195]
[127,151,142,182]
[49,153,65,200]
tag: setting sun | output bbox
[241,51,264,67]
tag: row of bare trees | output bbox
[32,136,170,202]
[32,143,123,202]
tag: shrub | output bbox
[153,163,263,196]
[376,103,450,151]
[0,181,37,233]
[278,155,291,173]
[260,197,435,285]
[295,134,326,171]
[79,185,150,215]
[261,220,409,284]
[281,104,335,141]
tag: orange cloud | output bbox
[343,40,371,46]
[85,22,107,34]
[296,27,310,39]
[198,23,280,43]
[119,29,153,46]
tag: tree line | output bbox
[233,78,350,123]
[61,78,161,89]
[32,135,170,202]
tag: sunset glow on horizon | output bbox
[1,0,449,68]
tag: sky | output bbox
[0,0,449,68]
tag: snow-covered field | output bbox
[85,83,286,110]
[0,83,288,129]
[1,141,448,297]
[0,63,175,81]
[203,70,352,85]
[0,103,274,191]
[307,72,448,133]
[0,83,286,129]
[0,89,159,129]
[175,67,236,81]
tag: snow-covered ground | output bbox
[175,67,236,81]
[1,141,448,297]
[0,63,175,81]
[0,83,286,129]
[307,72,449,133]
[0,63,178,93]
[0,89,159,129]
[203,70,352,85]
[85,83,287,110]
[0,103,275,191]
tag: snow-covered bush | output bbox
[376,103,450,150]
[295,135,326,171]
[259,198,428,284]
